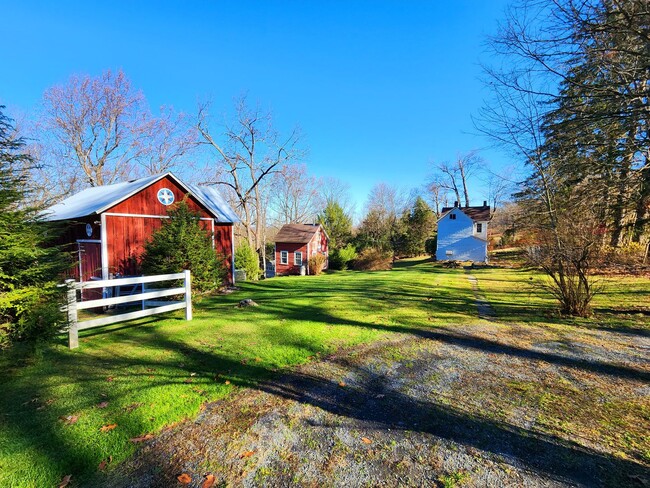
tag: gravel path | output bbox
[100,281,650,487]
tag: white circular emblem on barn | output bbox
[85,223,93,237]
[157,188,175,206]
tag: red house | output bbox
[274,224,329,275]
[44,172,239,283]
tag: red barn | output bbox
[274,224,329,275]
[44,172,239,284]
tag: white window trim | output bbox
[280,250,288,265]
[294,251,303,266]
[476,223,483,233]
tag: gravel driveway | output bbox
[101,311,650,488]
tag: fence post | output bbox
[66,279,79,349]
[184,269,192,321]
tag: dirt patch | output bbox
[100,320,649,488]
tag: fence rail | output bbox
[64,270,192,349]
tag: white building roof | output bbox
[42,173,239,223]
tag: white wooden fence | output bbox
[64,270,192,349]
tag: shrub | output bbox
[601,243,646,266]
[308,254,326,275]
[141,201,227,293]
[234,242,260,281]
[527,215,601,317]
[353,248,393,271]
[328,244,357,270]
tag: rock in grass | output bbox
[238,299,259,308]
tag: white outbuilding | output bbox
[436,201,491,263]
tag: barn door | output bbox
[77,240,103,301]
[77,240,102,281]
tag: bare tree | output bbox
[37,69,194,200]
[135,107,197,175]
[484,166,517,212]
[269,164,319,225]
[317,176,355,217]
[430,151,483,207]
[196,96,304,270]
[365,182,408,220]
[437,161,462,205]
[425,179,448,216]
[42,70,141,189]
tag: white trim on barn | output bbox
[230,226,235,284]
[103,212,213,221]
[100,213,109,279]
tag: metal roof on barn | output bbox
[274,223,322,243]
[439,205,491,222]
[42,172,239,223]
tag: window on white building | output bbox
[476,223,483,233]
[280,251,288,265]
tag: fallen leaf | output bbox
[97,401,109,408]
[98,460,108,471]
[37,399,55,410]
[106,376,114,382]
[240,450,256,458]
[338,381,346,387]
[184,378,193,384]
[361,437,373,444]
[202,474,216,488]
[375,394,385,399]
[190,372,197,377]
[100,423,117,432]
[123,402,143,412]
[59,415,79,425]
[177,473,192,484]
[58,474,72,488]
[130,434,154,443]
[225,380,231,385]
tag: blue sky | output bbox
[1,0,515,213]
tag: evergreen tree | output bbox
[397,197,435,257]
[317,201,353,249]
[0,107,67,347]
[141,201,226,293]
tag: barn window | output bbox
[157,188,175,205]
[449,214,456,220]
[280,251,288,265]
[295,252,303,266]
[476,223,483,233]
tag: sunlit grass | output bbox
[0,258,474,487]
[1,259,647,487]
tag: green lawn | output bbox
[471,266,650,331]
[0,258,476,487]
[1,259,648,487]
